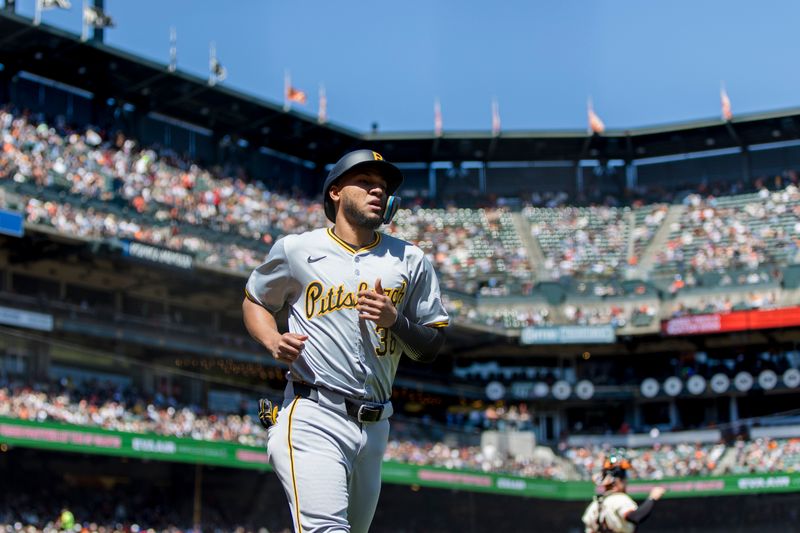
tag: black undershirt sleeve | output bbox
[626,498,656,525]
[389,314,446,363]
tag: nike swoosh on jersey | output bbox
[307,255,327,263]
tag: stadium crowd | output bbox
[0,503,223,533]
[727,436,800,474]
[390,207,532,296]
[383,439,570,480]
[0,380,266,447]
[669,291,779,317]
[525,205,630,280]
[0,110,533,294]
[443,303,552,329]
[654,186,800,275]
[0,108,323,272]
[0,487,282,533]
[2,379,798,482]
[3,108,799,305]
[563,442,727,480]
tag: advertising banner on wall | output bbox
[663,307,800,336]
[3,418,800,500]
[0,208,24,238]
[0,306,54,331]
[121,240,194,270]
[520,325,616,345]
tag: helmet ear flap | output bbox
[383,195,401,224]
[323,150,404,223]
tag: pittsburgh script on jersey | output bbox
[305,280,407,319]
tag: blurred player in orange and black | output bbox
[582,456,666,533]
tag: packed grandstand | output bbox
[2,108,798,319]
[3,377,800,481]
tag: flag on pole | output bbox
[283,71,290,111]
[35,0,70,26]
[283,71,307,111]
[80,0,88,40]
[491,97,501,137]
[287,87,307,105]
[82,1,113,40]
[318,84,327,124]
[434,98,443,137]
[208,42,226,86]
[83,4,113,27]
[720,84,733,121]
[587,97,605,134]
[168,27,177,73]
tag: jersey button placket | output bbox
[354,254,362,354]
[353,255,365,363]
[354,254,367,364]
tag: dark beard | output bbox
[343,197,382,230]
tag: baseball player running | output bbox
[582,456,666,533]
[243,149,449,533]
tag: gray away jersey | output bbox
[246,227,449,402]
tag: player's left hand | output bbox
[357,278,398,327]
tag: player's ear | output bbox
[329,183,342,204]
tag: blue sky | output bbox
[14,0,800,133]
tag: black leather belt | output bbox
[292,382,386,423]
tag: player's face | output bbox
[334,170,388,229]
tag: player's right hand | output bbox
[267,332,308,363]
[648,486,666,500]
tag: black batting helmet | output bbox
[322,149,404,222]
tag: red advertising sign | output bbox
[663,306,800,336]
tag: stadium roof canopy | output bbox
[4,11,800,166]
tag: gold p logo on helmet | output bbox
[372,151,384,161]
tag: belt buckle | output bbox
[357,403,383,423]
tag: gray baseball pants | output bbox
[267,382,392,533]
